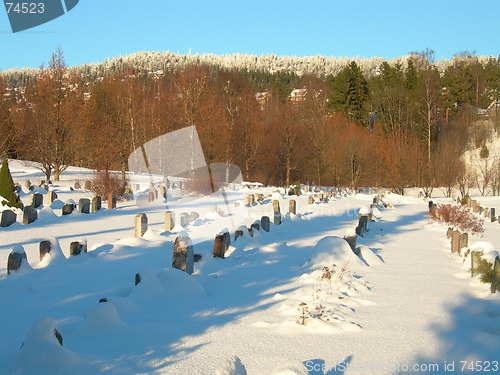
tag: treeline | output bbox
[1,49,500,194]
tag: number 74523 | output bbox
[5,2,45,14]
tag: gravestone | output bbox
[1,210,16,227]
[39,240,51,261]
[14,184,21,194]
[466,197,472,207]
[222,232,230,254]
[446,227,453,239]
[91,196,101,212]
[28,185,35,192]
[261,216,270,232]
[451,230,461,253]
[458,233,468,255]
[22,206,38,225]
[235,227,244,241]
[491,208,496,222]
[213,234,225,258]
[180,212,190,227]
[24,180,31,188]
[190,211,199,222]
[172,235,194,274]
[289,199,296,215]
[135,213,148,237]
[107,192,116,209]
[491,256,500,293]
[47,191,58,205]
[74,182,81,190]
[148,191,155,203]
[160,185,167,199]
[69,241,87,256]
[7,248,27,275]
[251,221,260,232]
[84,180,92,190]
[165,211,174,232]
[78,198,91,214]
[31,193,43,208]
[344,233,357,253]
[244,196,251,206]
[249,194,255,205]
[355,215,368,237]
[62,202,75,215]
[38,180,45,187]
[474,202,480,213]
[308,196,314,205]
[484,208,490,219]
[273,200,281,225]
[471,250,484,277]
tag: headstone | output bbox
[135,213,148,237]
[190,211,199,222]
[39,240,51,261]
[446,227,453,239]
[458,233,468,255]
[28,185,35,191]
[0,210,16,227]
[213,234,225,258]
[235,227,244,241]
[491,208,496,222]
[327,189,333,198]
[84,180,92,190]
[251,221,260,232]
[308,196,314,205]
[273,200,281,226]
[47,191,58,205]
[14,184,21,193]
[474,202,480,213]
[62,203,75,215]
[42,184,49,192]
[74,182,81,190]
[91,196,102,212]
[471,250,484,277]
[466,197,472,207]
[180,212,190,227]
[107,192,116,209]
[289,199,296,215]
[7,249,27,275]
[372,197,378,205]
[22,206,38,225]
[38,180,45,187]
[172,235,194,274]
[78,198,91,214]
[244,196,251,206]
[249,194,255,205]
[356,215,368,237]
[451,230,461,253]
[491,256,500,293]
[222,232,230,254]
[344,233,357,253]
[160,185,167,199]
[165,211,174,232]
[31,193,43,208]
[261,216,270,232]
[152,188,158,200]
[148,191,155,203]
[69,241,87,256]
[24,180,31,188]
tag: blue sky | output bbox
[1,0,499,70]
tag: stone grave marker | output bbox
[1,210,16,227]
[78,198,91,214]
[172,235,194,274]
[107,192,116,209]
[491,256,500,293]
[62,202,75,215]
[165,211,174,232]
[491,208,497,222]
[458,233,468,255]
[47,191,58,205]
[7,247,27,275]
[74,182,81,189]
[213,234,225,258]
[39,240,51,261]
[308,196,314,205]
[180,212,190,227]
[135,213,148,237]
[84,180,92,190]
[273,200,281,225]
[261,216,270,232]
[22,206,37,225]
[69,241,87,256]
[451,230,461,253]
[91,196,101,212]
[31,193,43,209]
[471,250,484,277]
[289,199,296,215]
[190,211,199,222]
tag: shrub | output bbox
[429,203,483,234]
[90,170,126,199]
[475,258,494,283]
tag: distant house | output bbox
[289,88,307,104]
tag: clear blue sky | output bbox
[1,0,499,70]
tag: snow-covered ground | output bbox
[1,160,500,375]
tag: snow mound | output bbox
[357,245,383,266]
[358,206,372,216]
[304,236,365,270]
[76,302,125,335]
[469,241,499,264]
[271,362,309,375]
[157,267,206,299]
[215,356,247,375]
[38,206,57,220]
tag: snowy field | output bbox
[1,160,500,375]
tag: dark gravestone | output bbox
[446,227,453,239]
[344,233,357,253]
[135,213,148,237]
[491,256,500,293]
[172,235,194,274]
[190,211,200,222]
[165,211,175,232]
[213,234,225,258]
[273,200,281,226]
[261,216,270,232]
[135,273,141,286]
[1,210,17,227]
[356,215,368,237]
[14,184,21,194]
[78,198,91,214]
[289,199,296,215]
[22,206,38,225]
[31,193,43,208]
[222,231,230,255]
[69,241,87,256]
[235,228,244,241]
[7,249,27,275]
[180,212,190,227]
[91,196,102,212]
[491,208,497,222]
[47,191,58,205]
[39,240,51,261]
[251,221,260,232]
[62,203,75,215]
[160,185,167,199]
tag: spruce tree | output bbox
[0,159,23,209]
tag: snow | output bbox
[1,160,500,374]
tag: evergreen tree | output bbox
[0,159,23,209]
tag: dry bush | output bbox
[90,170,126,199]
[429,203,483,234]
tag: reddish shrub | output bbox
[90,170,126,199]
[429,203,483,234]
